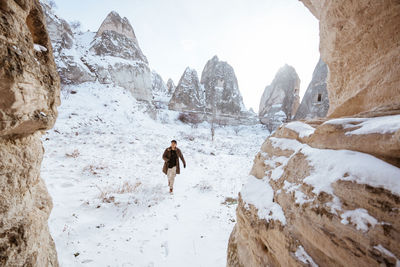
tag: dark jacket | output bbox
[162,147,186,175]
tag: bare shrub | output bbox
[83,164,106,175]
[222,197,238,205]
[65,149,80,158]
[182,134,195,141]
[177,112,201,125]
[193,180,213,192]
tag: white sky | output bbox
[52,0,320,112]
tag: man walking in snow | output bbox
[162,140,186,193]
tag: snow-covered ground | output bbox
[41,82,268,267]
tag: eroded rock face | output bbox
[166,78,176,95]
[0,0,59,265]
[169,56,257,125]
[258,64,300,131]
[294,58,329,120]
[200,55,246,116]
[87,11,152,101]
[95,11,138,43]
[151,71,172,108]
[152,71,167,94]
[301,0,400,117]
[228,1,400,266]
[42,8,152,101]
[227,118,400,266]
[41,2,96,85]
[168,67,205,112]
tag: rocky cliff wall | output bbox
[0,0,59,265]
[227,1,400,266]
[302,0,400,117]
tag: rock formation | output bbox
[42,7,152,101]
[168,67,205,112]
[227,1,400,266]
[294,58,329,120]
[166,78,176,95]
[0,0,59,265]
[87,11,152,101]
[151,70,171,108]
[95,11,138,43]
[169,56,257,125]
[41,2,96,85]
[302,0,400,118]
[258,64,300,131]
[200,55,247,116]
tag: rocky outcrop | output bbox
[41,2,96,85]
[86,11,152,101]
[166,78,176,95]
[294,58,329,120]
[228,1,400,266]
[168,67,205,112]
[228,117,400,266]
[200,55,246,116]
[0,0,59,265]
[42,7,152,101]
[259,64,300,131]
[301,0,400,118]
[151,71,171,108]
[169,56,257,125]
[95,11,138,43]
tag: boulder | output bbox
[0,0,59,265]
[294,58,329,120]
[258,64,300,131]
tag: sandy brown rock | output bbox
[301,0,400,118]
[0,133,58,266]
[274,118,400,168]
[228,2,400,266]
[228,122,400,266]
[0,0,60,137]
[0,0,59,265]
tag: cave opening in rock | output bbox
[317,93,322,102]
[26,6,47,47]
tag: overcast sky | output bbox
[52,0,319,112]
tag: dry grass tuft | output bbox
[96,181,142,204]
[65,149,80,158]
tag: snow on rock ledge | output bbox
[241,176,286,225]
[227,115,400,266]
